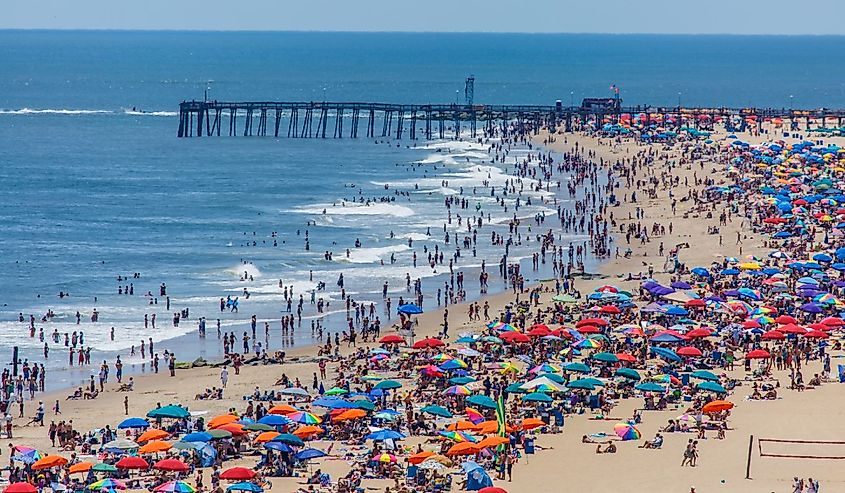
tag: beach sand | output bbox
[7,123,845,493]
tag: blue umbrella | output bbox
[521,392,553,402]
[295,448,327,460]
[312,398,354,409]
[720,268,740,276]
[182,432,213,442]
[466,395,497,409]
[664,306,689,316]
[697,381,727,394]
[263,442,293,453]
[365,429,405,441]
[397,304,423,315]
[117,417,150,429]
[634,382,666,392]
[650,346,681,362]
[691,370,719,381]
[650,332,684,343]
[258,414,292,426]
[227,483,263,493]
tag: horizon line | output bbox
[0,28,843,36]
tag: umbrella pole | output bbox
[745,434,753,479]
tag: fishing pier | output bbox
[177,99,845,139]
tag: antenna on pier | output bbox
[464,76,475,107]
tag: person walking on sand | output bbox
[220,366,229,388]
[124,396,129,416]
[681,439,694,467]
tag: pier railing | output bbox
[177,100,845,139]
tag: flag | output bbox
[495,393,507,453]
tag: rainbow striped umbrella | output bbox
[529,363,561,374]
[154,481,196,493]
[443,385,471,396]
[613,423,641,441]
[575,338,602,349]
[288,411,322,425]
[90,479,127,491]
[438,431,479,443]
[430,353,453,362]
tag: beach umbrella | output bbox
[615,368,641,381]
[412,338,445,349]
[117,417,150,429]
[32,455,68,470]
[398,304,423,314]
[477,488,508,493]
[505,382,528,394]
[592,352,619,363]
[268,405,298,415]
[576,325,602,334]
[138,440,172,454]
[379,334,404,344]
[649,346,681,362]
[685,328,713,338]
[153,459,189,472]
[500,332,530,344]
[745,349,771,359]
[333,409,367,421]
[263,442,292,453]
[258,414,293,426]
[446,442,479,456]
[521,392,553,403]
[563,362,591,373]
[271,433,305,446]
[418,459,448,471]
[615,353,637,363]
[295,448,327,460]
[137,429,169,443]
[182,432,212,443]
[147,405,190,420]
[287,411,322,425]
[68,462,94,474]
[12,447,43,465]
[676,346,703,357]
[762,330,786,340]
[243,423,274,432]
[324,387,348,396]
[466,395,497,409]
[279,387,310,398]
[408,451,435,465]
[104,439,139,451]
[702,400,734,414]
[91,463,118,473]
[89,479,126,490]
[635,382,666,393]
[5,485,36,493]
[365,429,405,441]
[226,483,262,493]
[697,381,727,394]
[613,423,641,441]
[690,370,719,382]
[115,456,149,470]
[421,405,453,418]
[520,417,545,431]
[577,318,609,327]
[373,453,398,463]
[443,385,471,396]
[374,380,402,390]
[206,429,233,440]
[477,436,510,449]
[255,431,280,443]
[449,376,476,385]
[154,481,196,493]
[439,430,479,443]
[220,467,257,480]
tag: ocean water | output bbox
[1,31,844,389]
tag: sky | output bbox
[3,0,845,34]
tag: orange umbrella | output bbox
[138,440,172,454]
[137,429,169,443]
[408,451,434,465]
[268,405,298,415]
[475,420,515,434]
[68,462,94,474]
[219,423,247,436]
[292,425,324,438]
[446,442,479,456]
[334,409,366,421]
[520,418,544,431]
[255,431,280,443]
[446,421,477,431]
[32,455,68,470]
[702,400,734,414]
[208,415,239,429]
[476,436,509,449]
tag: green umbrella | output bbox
[566,379,597,390]
[420,405,452,418]
[615,368,641,381]
[697,381,727,394]
[592,352,619,363]
[481,336,503,344]
[538,373,566,384]
[691,370,719,382]
[172,441,198,450]
[563,362,591,373]
[208,429,233,439]
[505,382,528,394]
[146,405,190,419]
[521,392,553,403]
[374,380,402,390]
[325,387,348,396]
[449,376,476,385]
[92,463,118,473]
[272,433,305,446]
[552,294,578,303]
[243,423,274,432]
[466,395,497,409]
[353,400,375,411]
[635,382,666,392]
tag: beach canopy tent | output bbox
[463,461,494,491]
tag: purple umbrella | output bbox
[800,302,822,313]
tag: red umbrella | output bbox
[745,349,771,359]
[761,330,785,340]
[576,325,601,334]
[116,456,150,470]
[379,334,404,344]
[550,328,572,338]
[822,317,845,327]
[153,459,189,472]
[478,488,508,493]
[500,332,530,344]
[742,320,761,329]
[778,323,806,334]
[615,353,636,363]
[676,346,702,357]
[220,467,257,480]
[5,484,37,493]
[685,299,706,308]
[527,325,551,337]
[803,330,829,339]
[412,338,445,349]
[808,323,832,332]
[685,328,713,338]
[576,318,608,327]
[599,305,621,314]
[774,315,797,324]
